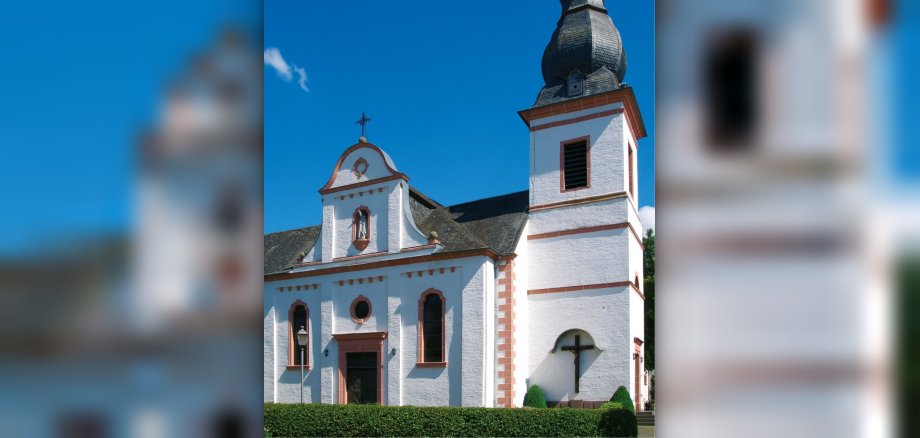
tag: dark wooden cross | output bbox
[561,334,595,393]
[356,112,372,138]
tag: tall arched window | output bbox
[288,301,309,368]
[418,289,446,366]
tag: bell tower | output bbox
[521,0,649,407]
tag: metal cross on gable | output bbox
[561,334,595,394]
[356,112,372,138]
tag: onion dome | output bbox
[533,0,627,107]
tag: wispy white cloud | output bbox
[263,47,292,81]
[293,65,309,92]
[639,206,655,236]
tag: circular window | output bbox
[352,158,369,177]
[350,295,372,324]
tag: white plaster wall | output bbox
[484,259,496,407]
[527,198,629,235]
[528,229,630,290]
[527,286,632,402]
[269,282,324,404]
[332,280,387,333]
[460,259,490,407]
[511,222,530,406]
[399,182,431,249]
[329,182,394,259]
[320,202,335,263]
[266,255,493,407]
[629,288,647,408]
[263,301,275,402]
[325,145,399,190]
[530,111,627,207]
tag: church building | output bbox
[264,0,648,410]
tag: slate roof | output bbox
[264,225,321,275]
[264,188,529,275]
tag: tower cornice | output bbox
[518,87,646,141]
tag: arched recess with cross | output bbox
[528,328,604,404]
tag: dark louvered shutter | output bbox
[563,141,588,190]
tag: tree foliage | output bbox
[643,228,655,374]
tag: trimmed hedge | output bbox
[599,408,638,437]
[610,386,635,414]
[522,384,548,408]
[264,403,605,437]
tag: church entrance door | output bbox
[333,332,387,405]
[346,352,378,404]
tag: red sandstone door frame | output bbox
[633,337,644,411]
[333,332,387,405]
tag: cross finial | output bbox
[356,112,372,139]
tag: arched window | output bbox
[288,301,309,368]
[418,289,446,366]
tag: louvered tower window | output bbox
[563,140,589,190]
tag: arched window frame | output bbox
[417,288,446,367]
[287,300,310,369]
[352,206,371,251]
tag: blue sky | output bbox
[265,0,655,234]
[0,1,260,254]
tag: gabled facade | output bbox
[265,0,649,410]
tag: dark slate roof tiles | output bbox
[264,225,321,274]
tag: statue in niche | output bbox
[356,210,368,240]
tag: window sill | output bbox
[286,365,312,370]
[415,362,447,368]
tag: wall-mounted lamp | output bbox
[632,353,639,360]
[391,347,397,356]
[324,349,329,357]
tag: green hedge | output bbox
[599,408,638,437]
[264,403,607,437]
[610,386,635,414]
[522,384,548,408]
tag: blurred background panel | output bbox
[0,1,263,437]
[657,0,917,437]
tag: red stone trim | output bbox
[527,191,627,213]
[496,256,517,407]
[518,88,646,141]
[528,223,628,240]
[531,108,624,132]
[349,295,372,324]
[352,157,368,176]
[333,332,387,404]
[415,362,447,368]
[321,174,408,195]
[399,243,438,253]
[287,300,311,369]
[418,288,446,365]
[265,249,500,281]
[528,281,631,295]
[560,136,592,193]
[319,142,409,193]
[332,251,387,263]
[628,143,636,199]
[634,339,642,411]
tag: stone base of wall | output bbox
[548,400,608,409]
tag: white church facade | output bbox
[264,0,649,410]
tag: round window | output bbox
[350,296,372,324]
